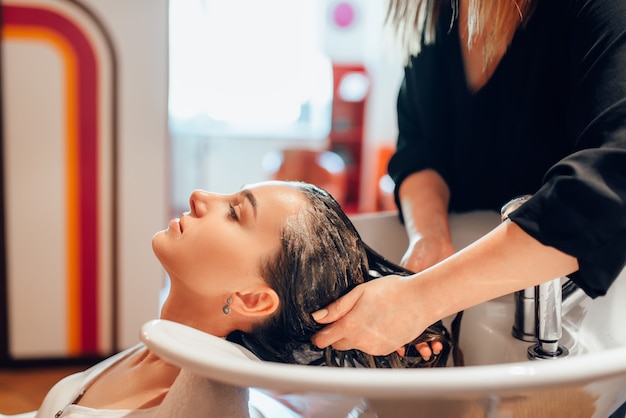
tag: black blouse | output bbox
[387,0,626,297]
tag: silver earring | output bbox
[222,297,232,315]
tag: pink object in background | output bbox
[332,2,355,28]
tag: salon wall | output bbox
[1,0,168,362]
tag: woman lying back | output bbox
[30,181,459,417]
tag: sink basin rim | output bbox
[141,319,626,399]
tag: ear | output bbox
[230,285,279,318]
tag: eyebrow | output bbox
[241,189,258,219]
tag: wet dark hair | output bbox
[228,182,461,368]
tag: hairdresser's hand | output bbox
[400,235,455,273]
[311,274,430,356]
[397,169,454,273]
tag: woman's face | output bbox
[152,181,306,299]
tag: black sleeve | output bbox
[387,48,454,215]
[509,0,626,297]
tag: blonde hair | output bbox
[386,0,537,65]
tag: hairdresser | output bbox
[312,0,626,359]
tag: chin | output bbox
[151,231,165,259]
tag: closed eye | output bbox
[228,203,239,221]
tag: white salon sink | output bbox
[142,212,626,418]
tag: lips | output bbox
[169,218,182,233]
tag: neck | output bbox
[458,0,513,93]
[136,347,179,373]
[159,290,234,338]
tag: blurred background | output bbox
[168,0,403,215]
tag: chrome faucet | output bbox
[500,196,588,359]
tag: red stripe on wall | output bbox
[3,5,100,355]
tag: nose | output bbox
[189,189,213,217]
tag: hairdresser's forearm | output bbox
[413,219,580,323]
[311,219,579,355]
[398,170,451,244]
